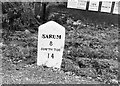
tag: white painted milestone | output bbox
[37,21,65,69]
[88,1,99,11]
[113,1,120,14]
[77,0,87,10]
[101,1,112,13]
[67,0,78,9]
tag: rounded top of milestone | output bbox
[39,21,65,31]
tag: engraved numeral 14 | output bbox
[48,53,54,59]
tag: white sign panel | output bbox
[88,1,99,11]
[113,1,120,14]
[67,0,78,9]
[101,1,112,13]
[77,0,87,10]
[37,21,65,69]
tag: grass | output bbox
[1,11,119,84]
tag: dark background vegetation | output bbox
[1,2,119,84]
